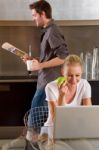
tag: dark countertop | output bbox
[0,75,37,83]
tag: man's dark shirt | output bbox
[37,20,69,89]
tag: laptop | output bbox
[54,106,99,139]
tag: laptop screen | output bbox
[54,106,99,139]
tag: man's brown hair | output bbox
[29,0,52,19]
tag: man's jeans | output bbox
[31,87,47,108]
[27,88,48,130]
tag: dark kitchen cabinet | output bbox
[89,81,99,105]
[0,80,37,126]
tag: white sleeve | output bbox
[82,81,91,99]
[45,82,58,101]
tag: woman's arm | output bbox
[48,91,67,123]
[57,82,68,106]
[48,100,57,122]
[82,98,92,105]
[57,93,66,106]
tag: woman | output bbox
[40,54,92,150]
[44,54,92,128]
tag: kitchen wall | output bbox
[63,25,99,54]
[0,25,40,76]
[0,0,99,76]
[0,23,99,76]
[1,0,99,20]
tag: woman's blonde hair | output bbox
[63,54,83,69]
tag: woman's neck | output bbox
[68,83,77,91]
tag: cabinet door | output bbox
[0,82,36,126]
[89,81,99,105]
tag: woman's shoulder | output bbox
[45,80,58,90]
[79,79,91,87]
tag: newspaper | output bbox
[1,42,27,57]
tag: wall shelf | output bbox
[57,20,99,26]
[1,20,99,26]
[0,20,34,26]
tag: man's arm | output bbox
[32,57,64,71]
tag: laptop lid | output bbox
[54,106,99,139]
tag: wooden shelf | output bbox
[0,20,34,26]
[56,20,99,26]
[0,20,99,26]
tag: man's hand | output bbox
[21,54,41,71]
[32,59,42,71]
[21,54,32,64]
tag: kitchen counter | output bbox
[0,75,37,83]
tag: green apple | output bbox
[55,76,67,86]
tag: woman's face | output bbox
[63,64,82,85]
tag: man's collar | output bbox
[45,19,54,28]
[41,19,54,33]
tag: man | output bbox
[23,0,69,141]
[27,0,69,109]
[23,0,68,144]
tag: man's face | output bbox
[31,9,44,27]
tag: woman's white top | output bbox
[44,79,91,126]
